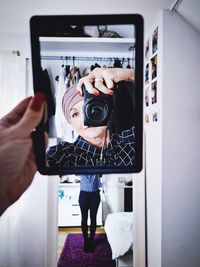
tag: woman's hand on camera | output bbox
[0,93,45,216]
[77,67,134,96]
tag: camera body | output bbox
[83,85,113,126]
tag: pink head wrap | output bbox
[62,85,83,123]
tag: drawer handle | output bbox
[72,214,79,216]
[72,204,79,206]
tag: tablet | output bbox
[30,14,143,175]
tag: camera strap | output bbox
[96,128,108,166]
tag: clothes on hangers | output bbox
[54,63,81,140]
[69,66,81,86]
[55,65,67,139]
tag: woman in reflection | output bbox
[47,67,135,168]
[47,67,135,252]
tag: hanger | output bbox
[127,58,131,69]
[113,58,122,68]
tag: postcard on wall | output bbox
[152,27,158,54]
[151,80,157,104]
[151,55,157,80]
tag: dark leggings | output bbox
[79,190,100,239]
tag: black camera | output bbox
[83,85,113,126]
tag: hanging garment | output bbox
[40,68,56,117]
[82,67,92,77]
[54,64,80,141]
[90,63,101,71]
[54,65,69,139]
[38,68,56,137]
[113,58,122,68]
[69,66,81,87]
[127,58,131,69]
[64,65,71,88]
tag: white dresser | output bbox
[58,183,103,227]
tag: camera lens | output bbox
[83,86,113,126]
[90,105,104,119]
[85,100,108,124]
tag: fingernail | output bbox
[30,93,45,111]
[108,91,113,95]
[94,91,100,96]
[27,96,33,101]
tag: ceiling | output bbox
[0,0,199,34]
[0,0,175,34]
[175,0,200,33]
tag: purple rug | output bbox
[58,233,116,267]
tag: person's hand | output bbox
[77,67,134,96]
[0,93,45,216]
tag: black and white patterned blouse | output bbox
[47,127,135,167]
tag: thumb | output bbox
[12,93,46,137]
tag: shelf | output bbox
[40,36,135,58]
[59,183,80,187]
[39,36,135,44]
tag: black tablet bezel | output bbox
[30,14,143,175]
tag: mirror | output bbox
[30,15,143,175]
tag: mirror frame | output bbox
[30,14,144,175]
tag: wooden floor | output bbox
[57,227,105,260]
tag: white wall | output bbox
[145,10,200,267]
[0,34,58,267]
[162,10,200,267]
[144,12,163,267]
[133,169,146,267]
[0,172,58,267]
[0,174,46,267]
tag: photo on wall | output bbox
[145,63,149,84]
[152,112,158,122]
[145,87,149,107]
[151,80,157,104]
[151,54,157,80]
[152,27,158,54]
[145,39,150,61]
[145,114,150,124]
